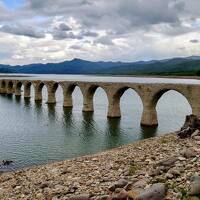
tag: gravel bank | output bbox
[0,132,200,200]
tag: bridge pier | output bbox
[63,93,73,107]
[47,91,56,104]
[6,81,14,95]
[35,90,42,101]
[34,83,43,101]
[82,92,94,112]
[0,80,6,94]
[24,82,31,98]
[107,96,121,118]
[45,82,58,104]
[15,82,22,96]
[191,103,200,118]
[61,83,77,108]
[141,105,158,126]
[15,87,21,96]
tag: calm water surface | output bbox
[0,75,192,171]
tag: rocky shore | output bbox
[1,115,200,200]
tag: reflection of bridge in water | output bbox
[0,78,199,126]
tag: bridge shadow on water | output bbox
[104,118,123,148]
[81,112,96,135]
[24,98,31,107]
[47,104,56,122]
[14,95,22,104]
[140,126,158,139]
[62,107,74,129]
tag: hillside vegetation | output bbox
[0,56,200,76]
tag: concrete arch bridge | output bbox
[0,79,199,126]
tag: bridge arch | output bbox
[60,83,84,108]
[151,88,192,109]
[23,81,32,98]
[141,87,192,126]
[45,82,59,104]
[155,89,192,127]
[82,84,108,112]
[33,81,45,101]
[15,81,23,96]
[7,80,14,94]
[0,80,6,94]
[107,86,144,118]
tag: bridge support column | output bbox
[141,104,158,126]
[24,82,31,98]
[61,83,76,108]
[63,93,73,107]
[47,91,56,104]
[24,89,31,98]
[82,93,94,112]
[192,105,200,118]
[35,89,42,101]
[15,88,21,96]
[6,82,14,95]
[45,82,58,104]
[107,96,121,118]
[0,88,6,94]
[0,81,6,94]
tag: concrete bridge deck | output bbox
[0,77,200,126]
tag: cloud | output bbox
[56,23,72,31]
[0,24,45,38]
[0,0,200,64]
[69,44,82,50]
[190,39,199,43]
[95,36,114,45]
[53,31,83,40]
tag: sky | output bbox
[0,0,200,65]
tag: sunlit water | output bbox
[0,75,192,171]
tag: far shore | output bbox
[1,73,200,80]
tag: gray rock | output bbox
[109,179,128,191]
[99,195,110,200]
[180,148,196,159]
[194,136,200,141]
[133,179,148,189]
[191,130,200,138]
[149,168,162,177]
[110,189,128,200]
[168,168,181,177]
[69,194,90,200]
[135,183,166,200]
[124,182,132,191]
[158,156,178,167]
[189,176,200,195]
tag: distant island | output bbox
[1,56,200,76]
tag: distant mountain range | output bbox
[1,56,200,76]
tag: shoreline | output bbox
[1,132,200,199]
[1,73,200,80]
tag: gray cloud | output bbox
[81,30,98,37]
[21,0,188,31]
[95,36,114,46]
[190,39,199,43]
[0,0,200,64]
[69,44,82,50]
[53,31,83,40]
[0,24,45,38]
[56,23,72,31]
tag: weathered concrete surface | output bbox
[0,79,200,126]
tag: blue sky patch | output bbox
[3,0,24,9]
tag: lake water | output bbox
[0,75,193,171]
